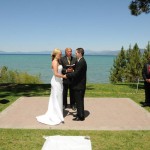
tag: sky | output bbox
[0,0,150,52]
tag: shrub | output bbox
[0,66,43,84]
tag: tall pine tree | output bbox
[142,41,150,65]
[124,43,142,82]
[110,47,127,83]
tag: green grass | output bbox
[0,83,150,150]
[0,83,148,112]
[0,129,150,150]
[0,84,50,112]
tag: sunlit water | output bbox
[0,54,116,83]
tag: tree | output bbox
[142,41,150,65]
[109,47,127,83]
[129,0,150,16]
[125,43,142,82]
[110,43,143,83]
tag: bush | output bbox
[0,66,43,84]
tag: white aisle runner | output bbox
[42,136,92,150]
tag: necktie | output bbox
[67,57,71,64]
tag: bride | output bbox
[36,48,66,125]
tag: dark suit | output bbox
[60,56,77,108]
[142,61,150,104]
[67,57,87,119]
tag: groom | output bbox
[66,48,87,121]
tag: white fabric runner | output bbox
[42,135,92,150]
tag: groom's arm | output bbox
[66,61,85,78]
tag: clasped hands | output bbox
[67,67,74,73]
[63,67,74,79]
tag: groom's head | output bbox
[75,48,84,59]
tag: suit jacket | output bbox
[60,56,77,84]
[66,57,87,90]
[142,61,150,81]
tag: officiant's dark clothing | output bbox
[142,61,150,106]
[60,56,77,108]
[67,57,87,119]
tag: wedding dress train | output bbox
[36,65,64,125]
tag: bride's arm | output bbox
[52,60,66,78]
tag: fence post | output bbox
[136,78,139,93]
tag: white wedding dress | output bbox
[36,65,64,125]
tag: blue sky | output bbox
[0,0,149,52]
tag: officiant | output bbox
[60,48,77,110]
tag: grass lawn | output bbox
[0,83,150,150]
[1,129,150,150]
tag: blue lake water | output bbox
[0,54,116,83]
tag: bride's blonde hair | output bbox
[51,48,61,61]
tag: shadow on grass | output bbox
[0,99,10,104]
[86,84,95,90]
[115,83,144,90]
[0,83,51,97]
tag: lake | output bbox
[0,54,116,83]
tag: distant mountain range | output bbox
[0,50,120,55]
[85,50,119,55]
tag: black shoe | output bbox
[72,117,85,121]
[73,114,77,117]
